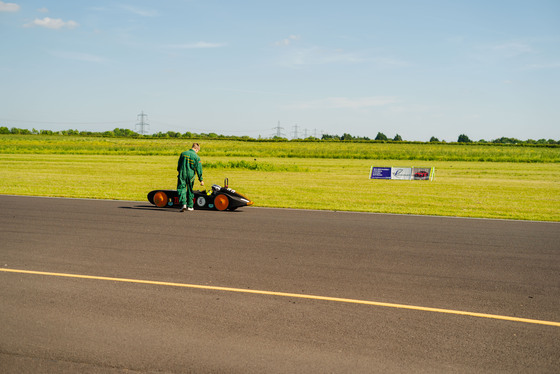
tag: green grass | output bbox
[1,153,559,221]
[1,135,559,162]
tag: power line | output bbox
[272,121,285,138]
[135,111,150,135]
[292,124,299,139]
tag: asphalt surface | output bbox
[0,195,559,373]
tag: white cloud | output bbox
[291,96,398,110]
[275,35,300,46]
[0,1,19,12]
[25,17,78,29]
[165,42,226,49]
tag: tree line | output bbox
[1,126,558,145]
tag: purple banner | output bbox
[370,167,392,179]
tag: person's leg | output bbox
[177,179,187,211]
[186,180,195,209]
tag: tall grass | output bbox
[205,160,306,172]
[1,135,559,163]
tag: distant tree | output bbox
[166,131,181,138]
[0,126,9,134]
[393,134,402,141]
[457,134,472,143]
[341,133,354,141]
[113,128,138,137]
[492,137,521,144]
[429,136,439,142]
[321,134,340,140]
[375,132,388,141]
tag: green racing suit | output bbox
[177,149,203,208]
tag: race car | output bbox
[147,178,253,211]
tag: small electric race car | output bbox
[147,178,253,211]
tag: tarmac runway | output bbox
[0,195,559,373]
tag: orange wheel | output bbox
[153,191,168,208]
[214,194,229,211]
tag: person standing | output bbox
[177,143,204,212]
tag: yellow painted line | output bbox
[1,268,559,327]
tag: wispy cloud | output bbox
[25,17,78,29]
[0,1,19,12]
[89,4,158,17]
[491,42,533,57]
[522,62,560,70]
[50,51,107,63]
[119,4,158,17]
[165,42,226,49]
[277,44,408,69]
[37,7,48,13]
[472,40,534,63]
[290,96,398,110]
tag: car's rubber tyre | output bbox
[153,191,168,208]
[214,194,229,211]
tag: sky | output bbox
[1,0,559,141]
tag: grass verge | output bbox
[1,154,558,221]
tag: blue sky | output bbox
[1,0,559,141]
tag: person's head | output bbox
[192,143,200,153]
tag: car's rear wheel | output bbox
[153,191,168,207]
[214,194,229,211]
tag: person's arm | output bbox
[177,153,183,173]
[196,156,204,185]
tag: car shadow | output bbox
[119,205,245,213]
[119,205,180,212]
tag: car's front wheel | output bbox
[214,194,229,211]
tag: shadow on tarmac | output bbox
[119,205,243,213]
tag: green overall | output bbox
[177,149,203,208]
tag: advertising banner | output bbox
[370,166,435,181]
[391,167,412,180]
[370,167,392,179]
[412,167,432,180]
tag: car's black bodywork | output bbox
[147,179,253,211]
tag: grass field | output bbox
[1,135,559,162]
[1,135,559,222]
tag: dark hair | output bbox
[192,143,200,150]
